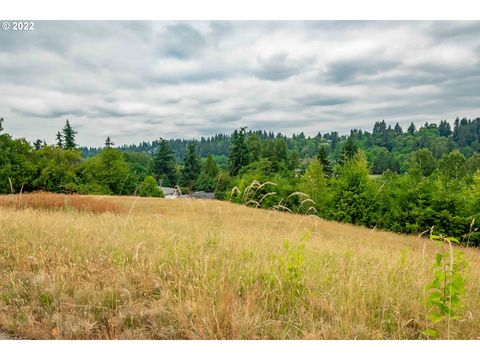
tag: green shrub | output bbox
[138,176,164,197]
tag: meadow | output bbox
[0,193,479,339]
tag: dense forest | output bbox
[1,116,480,244]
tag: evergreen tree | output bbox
[181,142,201,188]
[407,122,416,135]
[153,138,176,187]
[56,131,63,148]
[331,151,377,226]
[453,117,460,141]
[394,122,403,135]
[105,137,115,148]
[438,150,467,183]
[33,139,44,150]
[439,120,452,137]
[330,131,339,152]
[204,154,219,178]
[62,120,77,150]
[339,137,358,164]
[246,133,261,162]
[0,117,3,132]
[263,138,289,171]
[196,154,219,192]
[316,145,332,177]
[229,127,250,176]
[373,120,387,135]
[410,148,436,177]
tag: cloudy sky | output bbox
[1,21,480,147]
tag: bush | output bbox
[138,176,164,197]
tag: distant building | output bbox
[161,186,182,199]
[188,191,215,200]
[160,186,215,200]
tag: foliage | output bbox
[299,158,328,214]
[181,142,201,189]
[316,145,332,177]
[371,147,400,174]
[104,137,114,148]
[2,116,480,242]
[138,176,164,197]
[213,171,232,200]
[0,134,37,193]
[330,152,378,226]
[79,147,137,195]
[339,136,358,164]
[423,235,467,339]
[61,120,78,150]
[410,148,437,177]
[33,146,82,193]
[153,138,176,187]
[229,127,250,176]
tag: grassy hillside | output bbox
[0,194,479,339]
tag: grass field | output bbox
[0,193,479,339]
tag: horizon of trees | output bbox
[1,116,480,244]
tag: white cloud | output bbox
[0,21,480,146]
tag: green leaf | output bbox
[446,237,459,244]
[428,312,443,323]
[435,253,443,266]
[422,328,439,338]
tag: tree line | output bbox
[1,116,480,244]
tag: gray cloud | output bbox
[157,23,206,59]
[1,21,480,147]
[254,53,308,80]
[294,95,353,107]
[326,60,401,83]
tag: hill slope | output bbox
[0,194,479,339]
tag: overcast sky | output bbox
[1,21,480,147]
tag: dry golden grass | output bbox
[0,192,124,214]
[0,194,479,339]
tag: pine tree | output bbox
[246,133,261,162]
[33,139,44,150]
[439,120,452,137]
[105,137,115,148]
[105,136,115,147]
[330,131,339,152]
[394,122,403,135]
[0,117,3,132]
[204,154,219,178]
[181,142,201,188]
[332,151,377,226]
[196,154,219,192]
[229,127,250,176]
[62,120,77,149]
[56,131,63,148]
[316,145,332,177]
[407,122,416,135]
[153,138,176,187]
[339,137,358,165]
